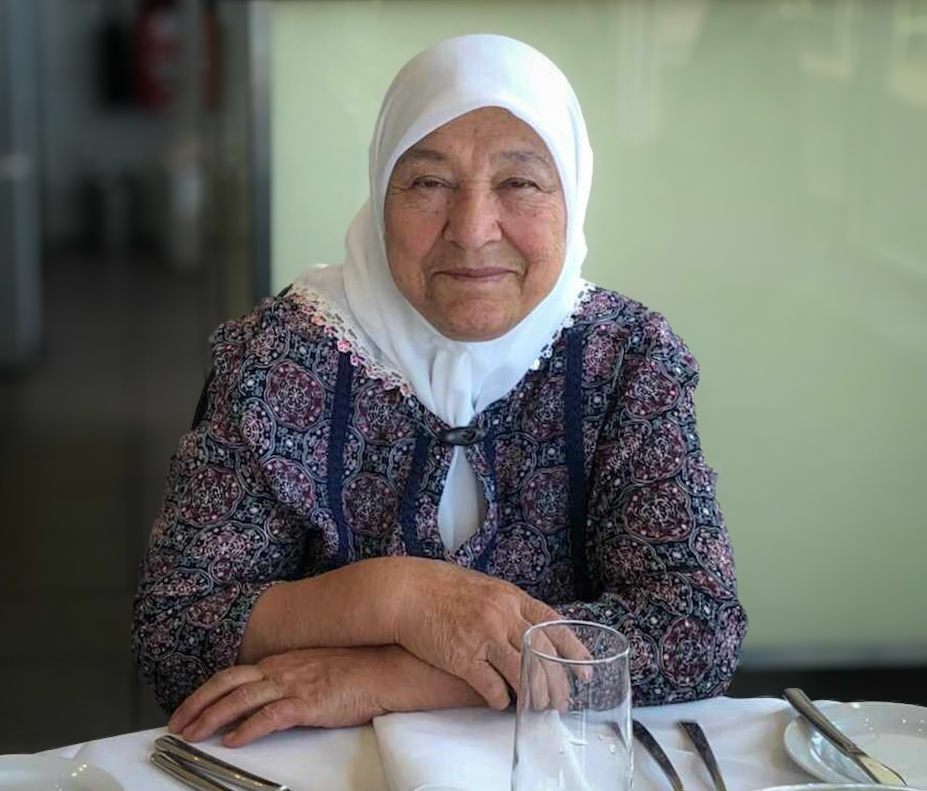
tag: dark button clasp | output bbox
[439,426,487,446]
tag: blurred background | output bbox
[1,0,925,753]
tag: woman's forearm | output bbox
[237,557,407,663]
[170,644,486,744]
[378,645,485,713]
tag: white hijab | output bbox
[295,34,593,552]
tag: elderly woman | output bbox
[133,35,747,747]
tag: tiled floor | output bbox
[0,254,923,754]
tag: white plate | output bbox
[766,785,907,791]
[0,754,124,791]
[767,786,907,791]
[783,700,927,788]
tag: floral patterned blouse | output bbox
[132,284,747,713]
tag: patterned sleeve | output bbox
[557,311,748,705]
[131,302,308,713]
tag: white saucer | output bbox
[0,754,124,791]
[783,700,927,788]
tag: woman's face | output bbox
[384,107,566,342]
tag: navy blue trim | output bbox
[565,328,593,601]
[399,433,431,557]
[328,352,354,565]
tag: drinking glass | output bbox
[512,620,632,791]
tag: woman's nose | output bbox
[443,187,502,250]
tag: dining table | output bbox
[34,696,824,791]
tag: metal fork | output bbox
[632,719,687,791]
[151,751,235,791]
[679,721,729,791]
[153,735,288,791]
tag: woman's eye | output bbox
[501,178,539,190]
[411,177,447,189]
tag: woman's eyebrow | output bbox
[396,147,448,166]
[397,148,554,170]
[494,149,556,173]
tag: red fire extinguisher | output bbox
[134,0,181,112]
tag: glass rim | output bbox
[522,619,630,665]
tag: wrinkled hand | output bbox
[168,647,391,747]
[393,558,588,710]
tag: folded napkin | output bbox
[373,707,620,791]
[373,708,515,791]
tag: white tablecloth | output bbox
[42,696,815,791]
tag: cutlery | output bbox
[154,735,289,791]
[152,750,236,791]
[784,688,907,786]
[632,719,687,791]
[679,721,728,791]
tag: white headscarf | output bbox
[294,34,593,552]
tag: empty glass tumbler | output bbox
[512,620,632,791]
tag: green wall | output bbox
[269,0,927,661]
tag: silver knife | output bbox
[784,688,906,786]
[155,735,289,791]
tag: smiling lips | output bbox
[439,267,515,281]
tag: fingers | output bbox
[522,600,592,663]
[522,597,562,628]
[513,627,547,710]
[522,609,594,689]
[222,698,305,748]
[519,614,600,711]
[169,666,265,735]
[181,679,285,742]
[549,627,595,690]
[464,661,512,710]
[487,640,522,693]
[478,625,572,714]
[523,629,572,712]
[524,651,550,710]
[545,622,593,666]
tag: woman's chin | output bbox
[430,307,520,342]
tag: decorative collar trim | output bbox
[287,279,597,395]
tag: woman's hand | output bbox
[391,558,587,710]
[168,647,392,747]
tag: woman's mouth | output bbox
[440,268,514,281]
